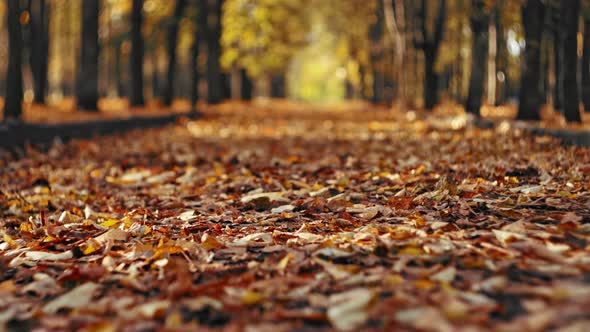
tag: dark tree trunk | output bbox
[199,0,223,104]
[29,0,49,104]
[465,1,489,116]
[76,0,99,111]
[270,75,286,98]
[5,0,23,121]
[551,5,562,111]
[418,0,446,110]
[583,18,590,113]
[423,49,439,109]
[369,0,384,103]
[560,0,581,122]
[221,72,231,100]
[495,7,506,106]
[130,0,144,106]
[517,0,545,121]
[346,80,355,100]
[190,33,201,112]
[115,42,125,97]
[240,69,253,100]
[163,0,187,106]
[372,71,384,103]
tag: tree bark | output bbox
[115,42,125,97]
[370,0,384,103]
[423,49,439,109]
[29,0,49,104]
[221,72,231,100]
[5,0,23,121]
[130,0,145,106]
[583,18,590,113]
[240,69,253,100]
[517,0,545,121]
[465,0,488,116]
[190,32,201,112]
[418,0,446,110]
[270,75,286,99]
[495,6,506,106]
[199,0,224,104]
[163,0,187,106]
[77,0,100,111]
[560,0,581,122]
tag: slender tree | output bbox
[549,1,562,111]
[240,69,253,100]
[560,0,581,122]
[465,0,489,116]
[517,0,544,120]
[369,0,385,103]
[29,0,50,104]
[271,75,286,99]
[199,0,224,104]
[163,0,187,106]
[76,0,100,111]
[416,0,447,110]
[494,4,507,106]
[5,0,24,121]
[130,0,145,106]
[190,28,201,112]
[583,11,590,113]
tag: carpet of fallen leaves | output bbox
[1,106,590,332]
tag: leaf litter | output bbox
[0,107,589,331]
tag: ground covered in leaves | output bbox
[1,106,590,331]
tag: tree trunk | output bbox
[190,32,200,112]
[221,72,231,100]
[517,0,545,121]
[465,1,488,116]
[5,0,23,121]
[552,5,562,111]
[423,49,439,110]
[495,7,506,106]
[163,0,187,106]
[583,18,590,113]
[240,69,253,100]
[77,0,100,111]
[199,0,223,104]
[369,0,384,103]
[29,0,49,104]
[418,0,446,110]
[560,0,581,122]
[372,71,384,103]
[271,75,286,98]
[115,42,125,97]
[130,0,144,106]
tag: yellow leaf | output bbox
[242,290,264,305]
[277,253,293,270]
[43,236,56,243]
[384,274,404,286]
[19,222,34,234]
[415,279,436,290]
[3,233,16,247]
[201,233,223,251]
[83,241,99,255]
[100,219,121,228]
[399,246,425,255]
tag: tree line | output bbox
[2,0,590,123]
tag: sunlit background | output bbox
[0,0,528,105]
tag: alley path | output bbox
[1,106,589,331]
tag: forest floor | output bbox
[1,104,590,331]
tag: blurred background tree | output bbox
[0,0,588,123]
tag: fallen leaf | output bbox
[42,282,100,314]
